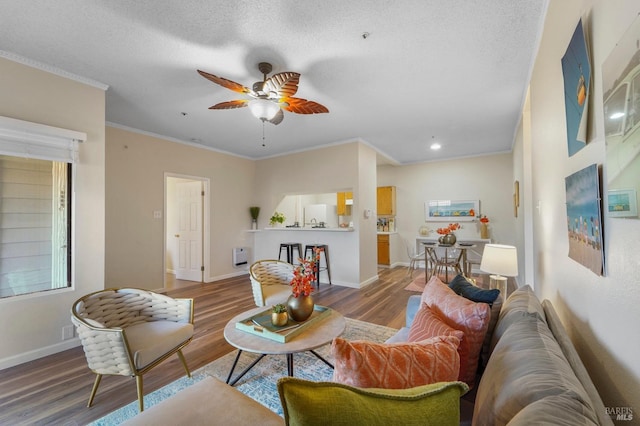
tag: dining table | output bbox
[422,241,476,283]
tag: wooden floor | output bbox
[0,266,420,426]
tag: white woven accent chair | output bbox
[71,288,194,412]
[249,259,294,307]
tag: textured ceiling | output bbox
[0,0,548,164]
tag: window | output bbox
[0,116,85,298]
[0,156,71,297]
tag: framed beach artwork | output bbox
[564,164,604,276]
[562,18,591,157]
[607,189,638,218]
[425,200,479,222]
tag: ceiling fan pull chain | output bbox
[262,121,266,147]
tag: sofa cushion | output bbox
[277,377,469,426]
[331,336,460,389]
[448,274,500,304]
[473,314,599,426]
[408,303,465,343]
[420,276,490,386]
[446,274,503,368]
[506,395,599,426]
[125,321,194,369]
[490,285,546,352]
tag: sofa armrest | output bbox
[406,295,422,327]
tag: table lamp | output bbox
[480,244,518,296]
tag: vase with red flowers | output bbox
[287,248,321,322]
[479,215,489,239]
[436,223,461,245]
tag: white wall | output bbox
[253,141,379,287]
[0,58,106,368]
[528,0,640,410]
[105,126,256,288]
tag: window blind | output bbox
[0,116,86,163]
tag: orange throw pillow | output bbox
[421,276,490,386]
[331,336,460,389]
[408,303,465,344]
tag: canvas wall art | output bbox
[565,164,604,276]
[562,19,591,157]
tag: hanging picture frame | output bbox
[607,189,638,218]
[425,200,479,221]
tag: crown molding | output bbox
[0,50,108,91]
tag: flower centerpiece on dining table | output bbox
[287,248,321,322]
[436,223,461,245]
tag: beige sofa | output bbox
[124,286,613,426]
[389,285,613,425]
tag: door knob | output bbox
[175,234,180,237]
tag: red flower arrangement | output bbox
[290,248,321,297]
[480,215,489,223]
[436,223,461,235]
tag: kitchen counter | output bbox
[264,227,354,232]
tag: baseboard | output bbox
[207,269,249,282]
[0,338,80,370]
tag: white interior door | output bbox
[175,180,203,281]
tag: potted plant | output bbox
[271,303,288,326]
[269,211,285,227]
[249,206,260,229]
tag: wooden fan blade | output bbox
[197,69,253,95]
[281,97,329,114]
[209,100,249,110]
[264,72,300,99]
[268,108,284,125]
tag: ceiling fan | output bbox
[197,62,328,125]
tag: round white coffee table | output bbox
[223,306,345,385]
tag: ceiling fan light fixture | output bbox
[249,99,280,121]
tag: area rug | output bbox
[404,274,426,292]
[90,318,397,425]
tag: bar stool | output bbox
[278,243,303,264]
[304,244,332,287]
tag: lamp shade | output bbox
[480,244,518,277]
[248,99,280,121]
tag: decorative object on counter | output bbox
[250,206,260,230]
[436,223,460,245]
[418,225,431,236]
[271,304,289,326]
[269,211,285,227]
[287,248,320,321]
[479,215,489,239]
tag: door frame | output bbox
[164,172,211,286]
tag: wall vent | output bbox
[233,247,249,267]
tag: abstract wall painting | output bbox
[562,19,591,157]
[565,164,604,276]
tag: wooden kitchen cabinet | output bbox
[377,234,390,265]
[337,191,353,216]
[377,186,396,216]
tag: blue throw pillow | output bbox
[449,275,500,304]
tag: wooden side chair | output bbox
[71,288,194,412]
